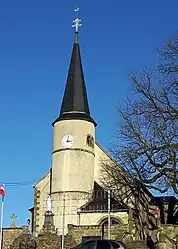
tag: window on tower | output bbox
[87,135,94,148]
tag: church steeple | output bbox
[53,8,96,127]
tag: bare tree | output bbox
[101,36,178,240]
[101,158,158,240]
[110,36,178,194]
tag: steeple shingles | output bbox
[52,31,96,127]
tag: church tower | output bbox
[51,10,97,231]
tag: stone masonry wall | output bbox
[3,224,148,249]
[67,224,147,249]
[2,227,23,249]
[68,224,101,244]
[155,225,178,249]
[33,188,40,236]
[67,223,128,244]
[5,223,178,249]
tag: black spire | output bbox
[52,23,96,127]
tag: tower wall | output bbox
[51,119,95,194]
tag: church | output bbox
[30,12,129,239]
[27,11,178,241]
[2,10,178,249]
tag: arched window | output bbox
[101,218,119,226]
[100,217,120,239]
[86,135,94,148]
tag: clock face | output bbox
[62,135,75,148]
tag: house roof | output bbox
[79,182,129,213]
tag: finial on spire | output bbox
[72,6,82,42]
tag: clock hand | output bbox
[68,136,73,143]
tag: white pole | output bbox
[61,192,65,249]
[108,189,111,240]
[0,196,4,249]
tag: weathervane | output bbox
[72,6,82,33]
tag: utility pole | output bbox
[61,192,66,249]
[108,189,111,240]
[0,198,4,249]
[0,185,5,249]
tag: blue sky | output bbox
[0,0,178,227]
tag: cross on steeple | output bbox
[72,7,82,33]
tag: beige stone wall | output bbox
[2,227,23,249]
[79,212,128,226]
[52,197,128,235]
[52,192,90,235]
[50,118,96,234]
[157,225,178,249]
[94,143,112,183]
[32,136,132,238]
[67,223,128,245]
[163,224,178,240]
[2,225,149,249]
[68,224,102,244]
[33,172,50,235]
[52,119,95,194]
[33,140,124,236]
